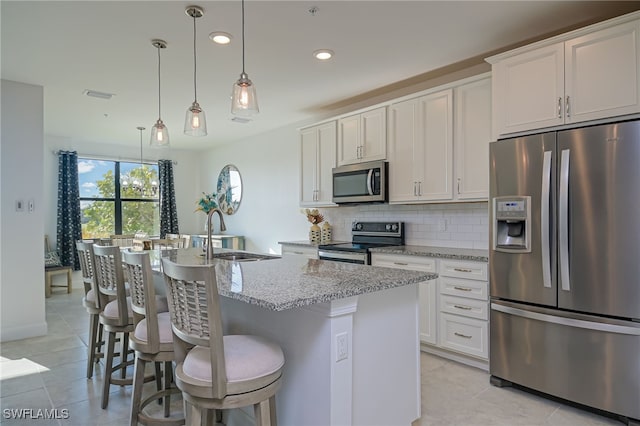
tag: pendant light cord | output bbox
[241,0,246,74]
[157,46,162,119]
[192,14,198,102]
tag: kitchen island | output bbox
[158,248,437,426]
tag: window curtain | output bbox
[56,150,82,269]
[159,159,179,238]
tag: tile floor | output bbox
[0,272,623,426]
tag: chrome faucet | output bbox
[206,208,227,260]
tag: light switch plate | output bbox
[15,199,24,212]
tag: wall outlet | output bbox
[438,218,447,232]
[28,199,35,213]
[336,332,348,362]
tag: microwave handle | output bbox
[367,169,374,195]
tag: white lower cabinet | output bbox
[372,253,489,368]
[279,243,318,260]
[371,254,437,344]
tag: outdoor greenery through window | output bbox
[78,158,160,239]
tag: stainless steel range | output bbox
[318,221,404,265]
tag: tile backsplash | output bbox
[322,202,489,250]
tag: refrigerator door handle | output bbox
[491,303,640,336]
[559,149,571,292]
[541,151,552,288]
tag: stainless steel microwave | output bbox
[332,160,388,204]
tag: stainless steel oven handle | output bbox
[318,250,367,263]
[367,169,374,195]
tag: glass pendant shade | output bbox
[184,101,207,136]
[231,72,259,117]
[151,119,170,147]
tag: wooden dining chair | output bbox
[122,251,182,426]
[161,259,285,425]
[110,234,135,248]
[44,235,72,297]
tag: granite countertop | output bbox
[278,240,348,248]
[157,248,435,311]
[369,245,489,262]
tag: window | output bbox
[78,158,160,238]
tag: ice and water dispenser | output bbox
[493,196,531,253]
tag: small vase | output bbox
[321,222,332,243]
[309,224,321,243]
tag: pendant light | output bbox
[151,39,170,146]
[184,6,207,136]
[231,0,259,117]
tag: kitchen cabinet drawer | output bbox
[439,276,488,301]
[371,254,436,272]
[439,259,487,281]
[440,294,488,320]
[439,313,488,359]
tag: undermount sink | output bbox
[214,252,280,262]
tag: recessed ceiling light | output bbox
[313,49,334,61]
[209,32,232,45]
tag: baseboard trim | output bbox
[0,321,48,343]
[420,344,489,371]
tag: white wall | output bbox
[1,80,47,342]
[197,124,310,255]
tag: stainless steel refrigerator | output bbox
[489,119,640,423]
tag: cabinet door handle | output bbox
[393,262,409,266]
[418,181,422,196]
[453,286,472,292]
[454,304,473,311]
[457,178,461,195]
[454,332,473,339]
[413,182,417,196]
[454,268,472,273]
[565,95,570,117]
[360,144,364,159]
[557,97,562,118]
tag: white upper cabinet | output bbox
[388,75,491,204]
[454,77,492,200]
[337,107,386,166]
[300,121,336,207]
[489,13,640,138]
[388,89,453,203]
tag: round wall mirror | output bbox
[216,164,242,215]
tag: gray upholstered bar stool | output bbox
[122,251,182,426]
[94,245,160,410]
[161,259,285,426]
[76,240,109,379]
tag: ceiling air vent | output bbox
[83,90,114,100]
[231,117,251,124]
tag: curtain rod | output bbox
[51,150,178,165]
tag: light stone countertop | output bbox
[157,248,436,311]
[369,245,488,262]
[278,240,349,248]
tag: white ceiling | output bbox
[2,1,638,151]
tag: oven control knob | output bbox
[355,222,363,231]
[391,223,398,232]
[385,224,392,231]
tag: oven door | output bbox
[318,249,368,265]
